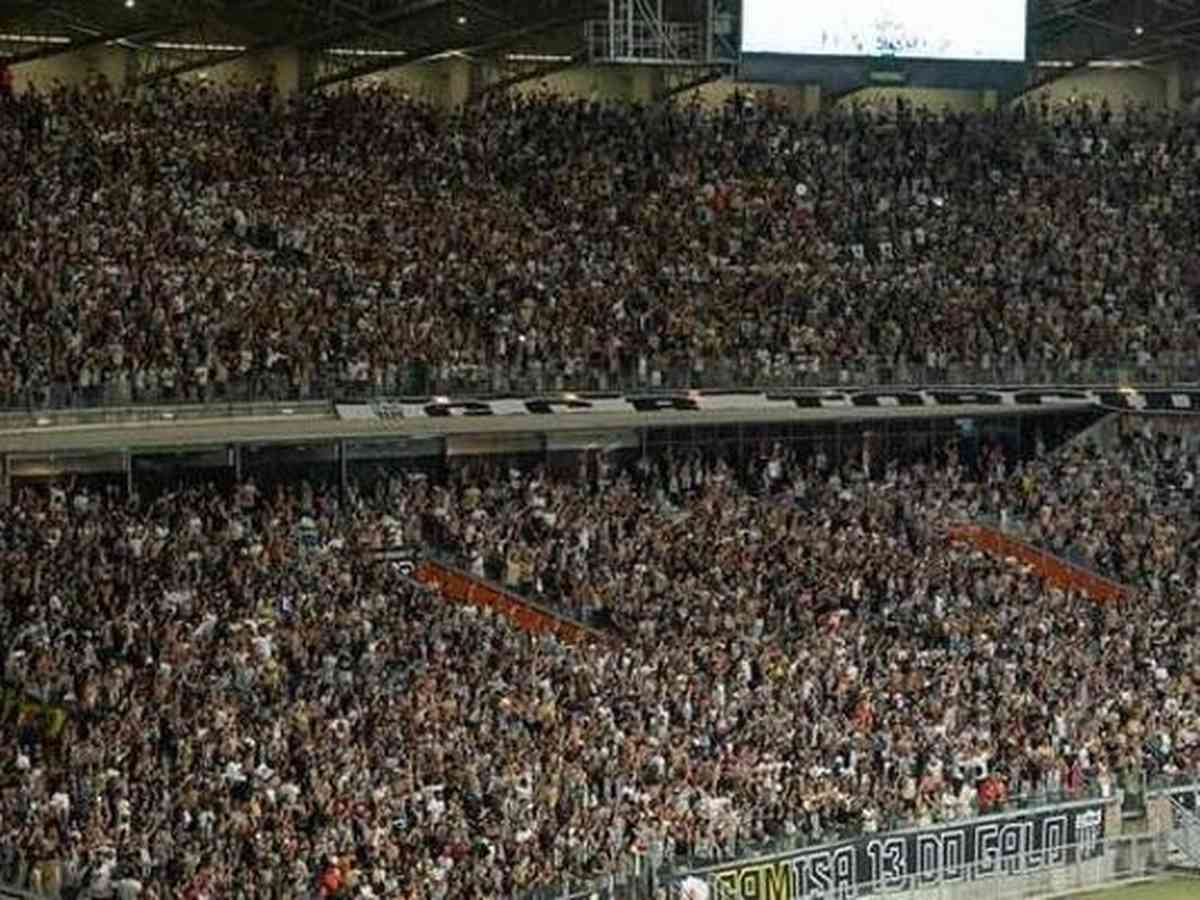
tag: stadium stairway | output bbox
[947,523,1133,603]
[412,559,618,646]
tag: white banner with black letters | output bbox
[682,799,1106,900]
[337,388,1200,421]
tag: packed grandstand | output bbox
[1,80,1200,408]
[2,414,1200,899]
[3,71,1200,900]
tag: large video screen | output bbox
[742,1,1028,62]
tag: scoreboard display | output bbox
[742,0,1028,62]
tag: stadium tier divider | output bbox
[947,522,1132,603]
[412,558,618,646]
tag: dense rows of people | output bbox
[3,428,1199,900]
[971,421,1200,589]
[3,56,1200,900]
[3,78,1200,408]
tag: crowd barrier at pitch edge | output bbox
[947,523,1131,603]
[548,792,1130,900]
[561,783,1200,900]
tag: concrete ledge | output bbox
[0,400,333,433]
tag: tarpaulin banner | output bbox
[948,523,1130,603]
[336,387,1200,421]
[687,800,1106,899]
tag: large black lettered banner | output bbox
[337,388,1200,421]
[691,801,1106,899]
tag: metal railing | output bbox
[512,782,1124,900]
[538,826,1167,899]
[1147,773,1200,795]
[2,353,1198,415]
[1166,797,1200,868]
[423,539,617,634]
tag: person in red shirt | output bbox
[318,858,343,897]
[977,774,1008,812]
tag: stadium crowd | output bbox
[2,78,1200,407]
[974,422,1200,590]
[3,427,1200,900]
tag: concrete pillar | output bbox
[446,57,474,109]
[263,47,303,98]
[91,46,133,92]
[629,66,663,103]
[803,83,822,114]
[1164,59,1183,111]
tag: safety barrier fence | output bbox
[687,834,1173,900]
[10,833,1170,900]
[2,353,1198,415]
[522,790,1136,899]
[1166,797,1200,868]
[972,505,1196,586]
[527,795,1124,899]
[542,782,1200,900]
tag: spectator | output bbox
[1,83,1199,409]
[3,430,1200,898]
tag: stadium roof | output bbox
[1035,0,1200,63]
[0,0,1196,86]
[0,0,606,70]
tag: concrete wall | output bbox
[9,43,303,95]
[839,86,985,113]
[682,70,1169,118]
[10,45,131,93]
[152,47,300,94]
[330,58,476,109]
[528,66,1170,115]
[1185,58,1200,112]
[506,64,639,102]
[678,78,819,115]
[1020,66,1168,112]
[179,55,268,89]
[354,60,451,104]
